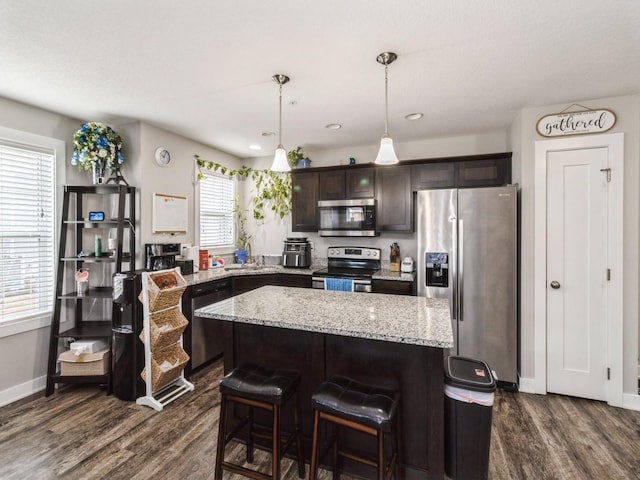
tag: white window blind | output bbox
[199,172,235,248]
[0,141,55,325]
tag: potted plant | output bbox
[71,122,125,184]
[233,195,251,264]
[287,146,311,169]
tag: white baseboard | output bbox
[623,393,640,411]
[0,376,46,408]
[518,376,538,394]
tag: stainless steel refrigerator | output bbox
[417,186,518,388]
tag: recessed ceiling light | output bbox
[405,113,424,120]
[325,123,342,130]
[249,145,262,150]
[261,131,276,137]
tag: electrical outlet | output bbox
[309,241,315,250]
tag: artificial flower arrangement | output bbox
[71,122,124,172]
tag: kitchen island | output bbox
[195,285,452,480]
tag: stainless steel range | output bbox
[312,247,381,292]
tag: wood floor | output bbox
[1,359,639,480]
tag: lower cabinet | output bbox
[232,274,280,295]
[279,273,313,288]
[372,279,415,296]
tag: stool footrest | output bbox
[221,461,272,480]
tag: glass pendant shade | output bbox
[375,136,399,165]
[270,144,290,172]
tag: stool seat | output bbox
[220,363,300,405]
[311,375,399,432]
[215,363,305,480]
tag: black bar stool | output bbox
[309,375,400,480]
[215,363,305,480]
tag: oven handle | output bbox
[312,276,372,293]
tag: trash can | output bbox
[444,356,497,480]
[112,326,136,401]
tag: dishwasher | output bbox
[191,278,231,369]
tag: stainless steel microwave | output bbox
[318,199,378,237]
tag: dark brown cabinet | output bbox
[372,279,415,296]
[456,157,511,187]
[290,153,511,234]
[376,165,413,232]
[232,274,280,296]
[346,168,375,198]
[411,162,455,190]
[319,170,345,200]
[291,171,318,232]
[412,154,511,190]
[279,273,312,288]
[319,167,375,200]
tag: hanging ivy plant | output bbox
[195,154,292,222]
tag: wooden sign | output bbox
[536,109,616,137]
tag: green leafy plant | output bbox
[195,154,292,222]
[232,194,251,250]
[287,146,305,169]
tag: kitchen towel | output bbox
[325,277,353,292]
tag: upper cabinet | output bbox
[456,157,511,187]
[411,162,455,190]
[290,153,512,233]
[412,153,511,190]
[291,171,319,232]
[376,166,412,232]
[319,167,375,200]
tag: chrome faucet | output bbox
[245,242,252,264]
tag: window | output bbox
[0,138,56,331]
[199,171,235,248]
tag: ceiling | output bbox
[1,1,639,159]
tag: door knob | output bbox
[550,281,561,289]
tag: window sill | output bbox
[0,313,52,338]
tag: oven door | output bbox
[312,276,372,292]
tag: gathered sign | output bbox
[536,109,616,137]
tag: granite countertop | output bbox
[195,285,452,348]
[182,264,415,286]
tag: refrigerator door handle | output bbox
[452,216,458,322]
[458,219,464,321]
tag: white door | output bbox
[546,147,608,400]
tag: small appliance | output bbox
[175,259,194,275]
[145,243,180,271]
[318,199,377,237]
[401,257,414,273]
[282,237,312,268]
[181,245,201,272]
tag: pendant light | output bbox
[374,52,399,165]
[270,74,291,172]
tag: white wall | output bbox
[117,122,242,265]
[512,94,640,395]
[0,96,80,404]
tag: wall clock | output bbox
[154,147,171,167]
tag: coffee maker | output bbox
[145,243,180,271]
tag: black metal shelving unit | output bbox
[45,185,136,396]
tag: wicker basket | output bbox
[139,270,187,312]
[139,307,188,351]
[141,343,190,392]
